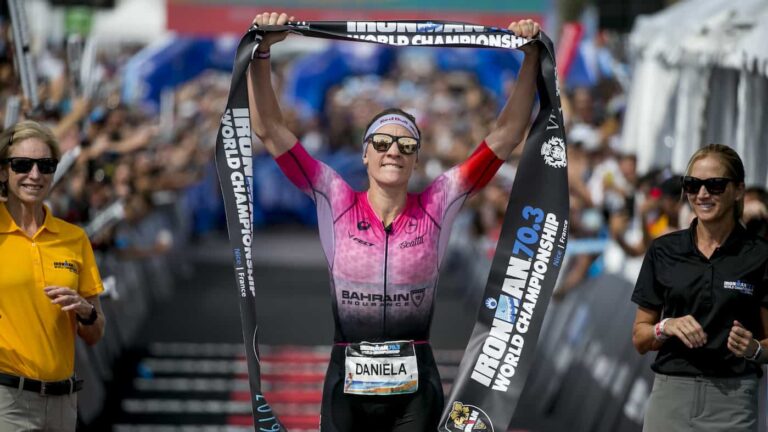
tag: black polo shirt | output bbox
[632,220,768,377]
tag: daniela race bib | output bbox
[344,341,418,395]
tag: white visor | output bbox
[362,114,419,154]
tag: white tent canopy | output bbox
[721,7,768,77]
[24,0,167,45]
[622,0,768,188]
[90,0,167,44]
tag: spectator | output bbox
[113,192,173,260]
[0,120,104,431]
[610,174,685,257]
[631,144,767,432]
[744,186,768,239]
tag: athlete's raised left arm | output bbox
[485,19,541,160]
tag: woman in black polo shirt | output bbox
[631,144,768,432]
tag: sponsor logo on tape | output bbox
[445,401,494,431]
[541,137,566,168]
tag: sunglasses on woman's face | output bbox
[366,133,420,156]
[681,176,733,195]
[1,157,59,175]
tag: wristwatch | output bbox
[746,340,763,362]
[77,304,98,325]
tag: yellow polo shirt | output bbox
[0,203,103,381]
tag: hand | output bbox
[252,12,295,51]
[70,96,92,117]
[508,19,540,39]
[508,19,540,55]
[44,286,93,318]
[663,315,707,349]
[728,320,759,358]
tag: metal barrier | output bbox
[74,198,190,426]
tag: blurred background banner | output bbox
[166,0,547,36]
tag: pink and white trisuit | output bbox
[275,141,503,343]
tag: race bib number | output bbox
[344,341,418,395]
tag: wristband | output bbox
[746,339,762,362]
[654,318,670,342]
[77,304,98,325]
[254,50,270,60]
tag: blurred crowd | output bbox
[1,22,232,272]
[2,24,767,301]
[268,46,768,300]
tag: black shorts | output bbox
[320,344,444,432]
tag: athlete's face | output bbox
[686,155,743,225]
[363,123,418,189]
[1,137,55,207]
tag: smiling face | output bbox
[363,123,418,189]
[686,155,744,225]
[0,137,55,207]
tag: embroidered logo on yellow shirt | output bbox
[53,261,79,275]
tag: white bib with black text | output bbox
[344,341,418,395]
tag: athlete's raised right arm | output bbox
[248,12,298,158]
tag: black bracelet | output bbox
[77,305,98,326]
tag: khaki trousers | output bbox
[0,384,77,432]
[643,373,758,432]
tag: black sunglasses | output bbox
[366,133,420,155]
[1,157,59,175]
[681,176,733,195]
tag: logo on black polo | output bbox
[53,261,79,275]
[445,401,493,431]
[723,280,754,296]
[357,220,371,230]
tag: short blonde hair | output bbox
[684,144,745,221]
[0,121,61,197]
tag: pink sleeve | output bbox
[274,142,355,216]
[419,141,503,222]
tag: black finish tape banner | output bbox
[215,29,285,432]
[215,20,569,431]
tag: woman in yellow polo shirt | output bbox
[0,120,105,431]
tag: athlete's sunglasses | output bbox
[366,133,420,156]
[1,157,59,175]
[681,176,733,195]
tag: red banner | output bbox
[166,3,543,36]
[555,22,583,81]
